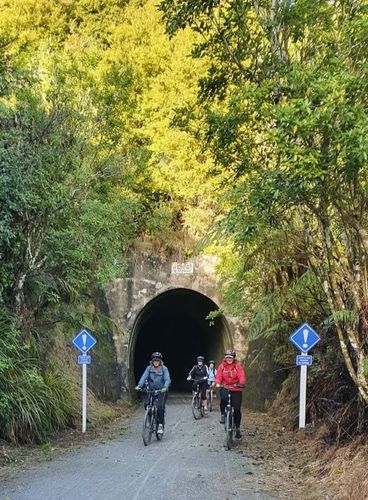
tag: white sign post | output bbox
[72,330,96,433]
[289,323,320,429]
[299,358,308,428]
[82,362,87,433]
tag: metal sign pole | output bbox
[299,357,307,429]
[82,362,87,433]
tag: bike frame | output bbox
[220,386,236,450]
[146,390,159,411]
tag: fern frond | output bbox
[321,310,358,330]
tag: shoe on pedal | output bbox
[219,415,225,424]
[157,424,164,435]
[235,427,242,439]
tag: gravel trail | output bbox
[1,395,276,500]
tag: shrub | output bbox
[0,310,76,443]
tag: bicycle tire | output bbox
[142,409,153,446]
[191,394,201,420]
[225,410,234,450]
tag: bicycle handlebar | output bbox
[136,387,161,395]
[216,383,245,389]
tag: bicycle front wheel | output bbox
[225,411,234,450]
[191,394,201,420]
[142,409,153,446]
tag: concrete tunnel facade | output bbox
[103,253,247,397]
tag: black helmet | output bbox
[224,350,235,359]
[151,352,163,361]
[197,355,205,361]
[209,360,215,365]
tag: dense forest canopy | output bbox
[0,0,221,442]
[159,0,368,427]
[1,0,368,442]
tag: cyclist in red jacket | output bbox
[215,350,246,439]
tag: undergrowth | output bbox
[0,309,76,443]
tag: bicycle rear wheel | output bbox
[225,411,234,450]
[142,409,153,446]
[191,394,201,420]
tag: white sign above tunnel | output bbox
[171,262,194,275]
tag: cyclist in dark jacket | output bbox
[187,356,208,413]
[135,352,171,435]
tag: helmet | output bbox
[224,350,235,359]
[197,356,205,361]
[209,360,215,365]
[151,352,163,361]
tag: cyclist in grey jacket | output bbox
[135,352,171,434]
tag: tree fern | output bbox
[321,310,359,331]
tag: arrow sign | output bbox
[72,329,97,354]
[289,323,320,353]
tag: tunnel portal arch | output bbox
[104,253,246,398]
[129,288,231,392]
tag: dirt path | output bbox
[0,395,331,500]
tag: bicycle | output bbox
[188,377,207,420]
[218,384,241,450]
[139,386,164,446]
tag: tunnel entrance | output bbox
[130,288,231,391]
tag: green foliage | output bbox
[0,309,75,443]
[0,88,146,310]
[160,0,368,414]
[0,0,164,440]
[2,0,366,439]
[206,308,224,326]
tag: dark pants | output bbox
[220,388,242,427]
[192,380,207,400]
[144,392,167,425]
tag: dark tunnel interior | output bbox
[132,288,229,391]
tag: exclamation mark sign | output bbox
[82,333,87,351]
[302,329,309,350]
